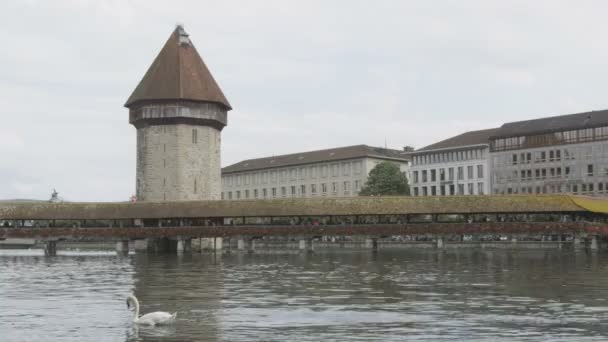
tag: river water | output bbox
[1,248,608,341]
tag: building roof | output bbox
[222,145,408,174]
[0,195,596,220]
[492,109,608,138]
[415,128,499,153]
[125,25,231,110]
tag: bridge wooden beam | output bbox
[2,222,607,240]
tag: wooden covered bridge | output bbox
[1,195,607,255]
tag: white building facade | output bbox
[409,129,497,197]
[221,145,409,200]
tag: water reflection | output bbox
[1,249,608,341]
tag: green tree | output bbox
[359,161,410,196]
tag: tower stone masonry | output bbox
[125,25,231,201]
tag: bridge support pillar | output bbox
[436,237,444,249]
[147,238,171,253]
[134,239,148,252]
[115,240,129,255]
[200,238,222,253]
[573,235,583,250]
[299,239,312,252]
[44,241,57,257]
[177,239,192,254]
[590,236,598,251]
[363,238,379,251]
[214,237,223,253]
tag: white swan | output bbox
[126,295,177,326]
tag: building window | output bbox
[331,164,339,177]
[468,183,474,195]
[457,167,464,180]
[254,189,258,198]
[281,187,287,197]
[588,164,594,176]
[355,180,360,192]
[236,191,240,199]
[272,188,277,197]
[342,163,350,176]
[458,184,464,195]
[192,128,198,144]
[343,181,350,195]
[439,169,445,181]
[431,186,437,196]
[477,182,484,195]
[228,192,232,200]
[422,170,428,182]
[332,182,338,194]
[413,187,419,196]
[512,154,518,165]
[449,168,454,181]
[321,183,327,194]
[413,171,419,183]
[245,190,249,199]
[431,169,437,182]
[354,162,362,175]
[263,188,267,198]
[321,166,328,178]
[291,186,296,197]
[422,187,428,196]
[440,185,446,196]
[467,166,473,179]
[301,185,306,196]
[449,184,455,195]
[194,179,197,193]
[477,165,483,178]
[311,184,317,194]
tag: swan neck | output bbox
[131,296,140,321]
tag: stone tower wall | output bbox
[136,124,221,201]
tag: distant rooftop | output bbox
[414,128,499,153]
[222,145,409,174]
[492,109,608,139]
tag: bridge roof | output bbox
[0,195,603,220]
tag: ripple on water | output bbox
[2,249,608,341]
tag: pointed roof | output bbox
[125,25,231,110]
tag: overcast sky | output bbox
[2,1,608,201]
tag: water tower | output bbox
[125,25,231,201]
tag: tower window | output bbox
[192,129,198,144]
